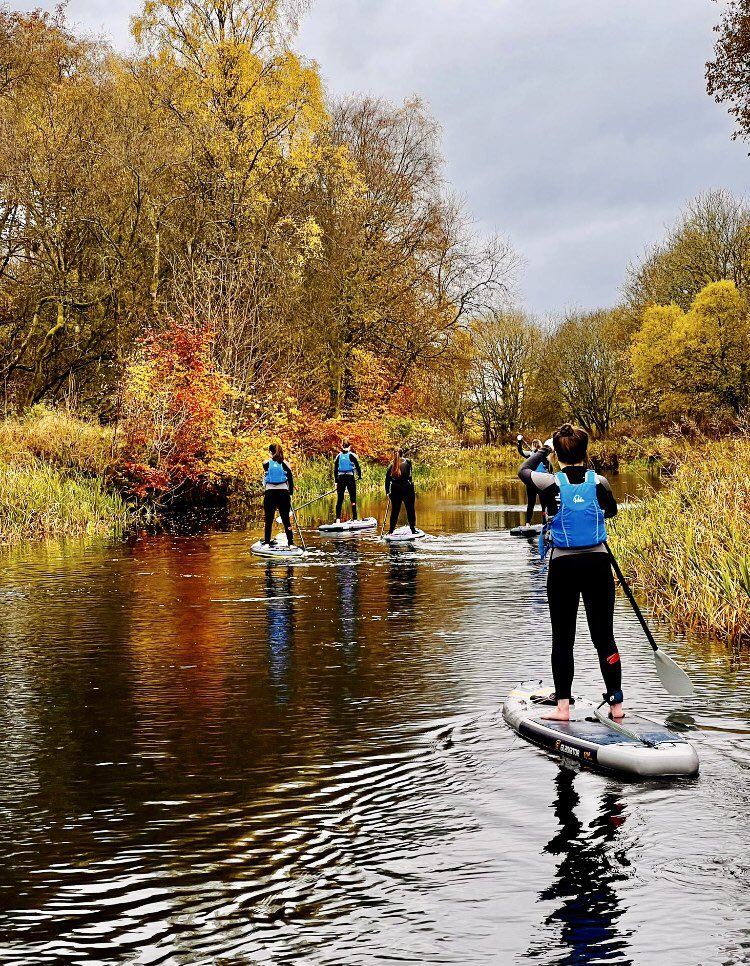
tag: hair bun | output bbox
[557,423,574,437]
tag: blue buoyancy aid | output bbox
[338,450,354,473]
[549,470,606,549]
[265,459,287,485]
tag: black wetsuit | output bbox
[333,450,362,520]
[517,440,551,524]
[262,459,295,545]
[519,447,622,704]
[385,458,417,533]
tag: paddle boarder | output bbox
[385,448,418,535]
[517,434,552,526]
[333,438,362,523]
[262,443,295,548]
[519,423,622,722]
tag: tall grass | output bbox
[0,407,129,543]
[0,459,130,542]
[610,439,750,646]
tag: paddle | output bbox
[290,502,307,553]
[379,495,391,539]
[593,701,657,748]
[276,487,337,526]
[605,543,694,696]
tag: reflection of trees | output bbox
[265,564,295,704]
[527,768,633,965]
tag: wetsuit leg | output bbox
[404,486,417,532]
[525,481,537,526]
[335,479,346,518]
[348,477,358,519]
[276,491,294,545]
[263,491,276,543]
[389,491,404,533]
[580,554,622,697]
[546,556,581,700]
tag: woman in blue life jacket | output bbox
[385,448,418,534]
[518,423,622,722]
[333,438,363,523]
[262,443,295,547]
[516,434,551,525]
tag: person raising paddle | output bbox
[516,434,552,526]
[519,423,622,722]
[261,443,295,548]
[385,447,418,535]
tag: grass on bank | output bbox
[0,407,130,544]
[610,438,750,647]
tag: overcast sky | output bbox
[27,0,750,315]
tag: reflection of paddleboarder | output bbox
[333,540,360,650]
[265,564,294,703]
[387,549,418,623]
[528,768,632,964]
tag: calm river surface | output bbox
[0,471,748,965]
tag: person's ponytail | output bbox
[391,448,402,479]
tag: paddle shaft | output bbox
[379,495,391,538]
[292,487,337,513]
[290,504,307,552]
[605,543,658,654]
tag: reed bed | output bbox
[610,440,750,646]
[0,459,130,542]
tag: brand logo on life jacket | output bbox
[573,495,585,504]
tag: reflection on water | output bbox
[0,470,748,965]
[528,769,632,965]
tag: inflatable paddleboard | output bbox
[251,535,306,559]
[510,524,543,536]
[383,526,426,543]
[318,516,378,533]
[503,681,699,778]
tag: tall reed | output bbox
[610,439,750,646]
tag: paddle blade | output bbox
[654,648,694,696]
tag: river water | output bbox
[0,472,748,965]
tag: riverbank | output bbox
[610,437,749,647]
[0,409,521,544]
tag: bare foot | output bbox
[610,703,625,720]
[542,699,570,721]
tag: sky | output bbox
[25,0,750,315]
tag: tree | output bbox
[550,310,626,435]
[467,310,540,443]
[631,280,750,418]
[624,191,750,318]
[707,1,750,144]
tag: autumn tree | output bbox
[467,310,540,443]
[707,0,750,144]
[631,280,750,418]
[624,191,750,320]
[548,310,626,436]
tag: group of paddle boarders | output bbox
[518,423,623,723]
[261,423,624,723]
[259,440,420,548]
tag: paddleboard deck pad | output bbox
[251,536,306,559]
[510,524,543,536]
[318,516,377,533]
[503,681,699,777]
[383,527,426,543]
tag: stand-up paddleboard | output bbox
[510,524,543,536]
[251,534,306,559]
[503,681,699,778]
[318,516,377,533]
[383,526,426,543]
